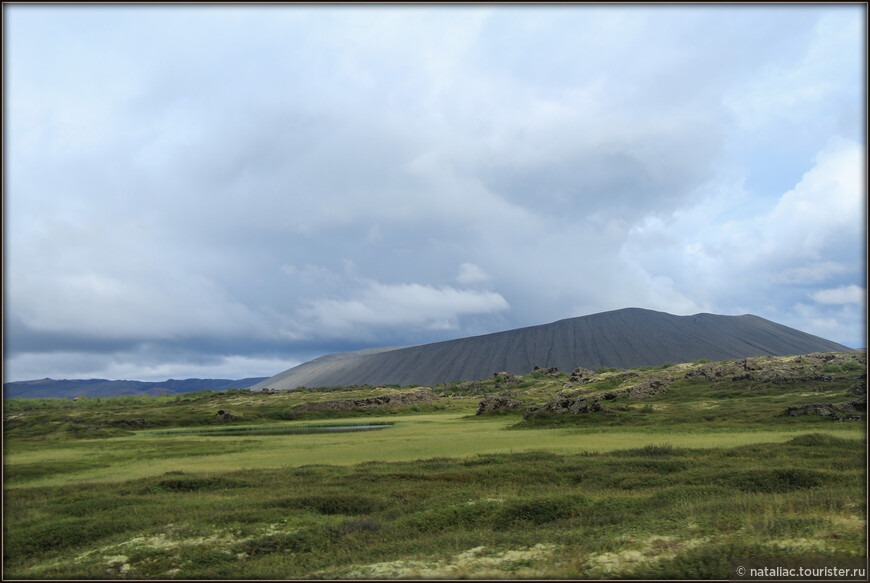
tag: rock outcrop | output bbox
[848,379,866,396]
[492,372,520,388]
[475,396,526,415]
[782,396,865,421]
[291,388,436,413]
[458,380,483,393]
[686,355,865,385]
[532,366,560,377]
[523,397,610,420]
[595,376,673,401]
[570,366,595,381]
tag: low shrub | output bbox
[154,476,241,492]
[330,517,383,536]
[729,468,827,493]
[270,494,386,515]
[493,494,590,528]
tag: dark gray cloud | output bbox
[4,5,865,382]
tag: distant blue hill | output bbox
[3,377,268,399]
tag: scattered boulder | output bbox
[596,376,673,401]
[782,399,864,421]
[459,380,483,393]
[215,410,235,421]
[848,379,866,396]
[493,371,519,382]
[687,354,857,385]
[687,362,740,382]
[532,366,560,377]
[848,395,866,412]
[524,397,610,419]
[569,367,596,384]
[754,368,805,384]
[292,388,436,413]
[492,372,520,388]
[475,396,525,415]
[736,357,764,371]
[627,376,672,399]
[611,371,641,381]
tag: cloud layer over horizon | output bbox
[4,5,866,382]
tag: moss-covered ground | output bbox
[3,351,866,579]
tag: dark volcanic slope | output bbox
[250,308,853,390]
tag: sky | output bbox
[3,4,867,383]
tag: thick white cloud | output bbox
[301,281,510,335]
[765,138,864,259]
[456,263,491,285]
[811,285,866,306]
[4,5,865,380]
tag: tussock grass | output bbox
[3,351,866,578]
[4,435,864,579]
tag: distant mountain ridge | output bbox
[251,308,853,390]
[3,377,268,400]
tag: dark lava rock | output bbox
[611,371,641,381]
[569,367,597,384]
[475,396,525,415]
[523,397,610,419]
[459,380,483,393]
[628,377,672,399]
[782,398,864,421]
[848,379,866,396]
[493,371,519,382]
[736,357,764,371]
[848,395,866,412]
[215,410,235,421]
[596,377,672,401]
[687,362,740,382]
[292,387,436,414]
[532,366,560,377]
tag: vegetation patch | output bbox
[146,421,394,437]
[3,351,865,579]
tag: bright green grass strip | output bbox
[144,421,395,437]
[5,413,864,488]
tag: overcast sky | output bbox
[4,4,867,383]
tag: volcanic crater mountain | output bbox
[252,308,852,391]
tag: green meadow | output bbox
[3,352,866,579]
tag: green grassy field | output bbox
[3,352,866,579]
